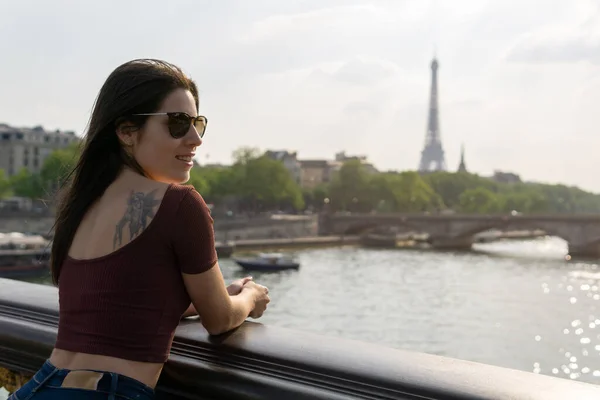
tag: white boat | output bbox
[233,252,300,272]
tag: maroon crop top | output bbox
[54,184,218,363]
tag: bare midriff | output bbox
[49,348,163,389]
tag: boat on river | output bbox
[0,248,50,278]
[234,252,300,272]
[0,232,51,278]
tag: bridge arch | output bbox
[343,220,422,235]
[330,213,600,257]
[341,218,577,244]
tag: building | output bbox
[492,171,521,184]
[298,160,342,189]
[265,150,301,184]
[457,144,467,173]
[265,150,378,189]
[334,151,378,174]
[0,123,79,177]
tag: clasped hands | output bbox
[227,276,270,319]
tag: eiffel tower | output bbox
[418,58,446,172]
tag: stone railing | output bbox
[1,278,599,399]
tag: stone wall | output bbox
[0,215,320,241]
[214,217,318,241]
[0,216,55,235]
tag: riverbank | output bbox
[221,235,360,254]
[217,230,547,255]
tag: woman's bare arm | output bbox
[182,264,257,335]
[181,276,253,319]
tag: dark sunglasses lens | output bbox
[194,117,207,138]
[168,114,191,138]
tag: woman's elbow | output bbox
[201,314,236,335]
[203,321,232,336]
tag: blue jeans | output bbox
[9,360,154,399]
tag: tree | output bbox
[0,169,11,199]
[235,155,304,211]
[394,171,443,212]
[328,160,372,211]
[458,187,502,213]
[311,186,328,211]
[195,150,306,213]
[188,167,210,195]
[423,172,498,210]
[367,172,442,213]
[39,143,81,193]
[9,168,44,199]
[232,147,262,165]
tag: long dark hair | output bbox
[50,59,199,285]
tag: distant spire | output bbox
[457,144,467,173]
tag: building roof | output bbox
[0,123,76,136]
[299,159,329,168]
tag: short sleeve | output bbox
[172,188,218,274]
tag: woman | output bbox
[10,59,270,400]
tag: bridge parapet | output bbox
[322,213,600,257]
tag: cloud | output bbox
[309,57,403,86]
[238,4,388,43]
[508,36,600,65]
[342,101,382,117]
[506,1,600,64]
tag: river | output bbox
[21,236,600,385]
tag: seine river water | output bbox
[24,237,600,385]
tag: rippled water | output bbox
[20,236,600,385]
[222,237,600,385]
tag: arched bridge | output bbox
[319,212,600,257]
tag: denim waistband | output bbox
[30,359,155,398]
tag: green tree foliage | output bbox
[326,163,443,213]
[188,167,210,195]
[369,172,442,212]
[0,169,12,199]
[458,187,502,213]
[302,185,328,212]
[189,149,304,212]
[328,160,372,211]
[7,145,600,215]
[40,143,80,190]
[422,172,497,209]
[2,143,80,201]
[9,168,44,199]
[234,154,304,211]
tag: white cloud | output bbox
[238,4,388,43]
[505,0,600,64]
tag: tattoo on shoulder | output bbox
[113,189,162,249]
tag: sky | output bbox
[1,0,599,191]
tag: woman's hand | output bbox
[242,281,270,319]
[227,277,253,296]
[182,277,257,320]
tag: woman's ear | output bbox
[116,122,137,148]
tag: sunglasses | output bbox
[132,112,208,139]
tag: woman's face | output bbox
[125,88,202,184]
